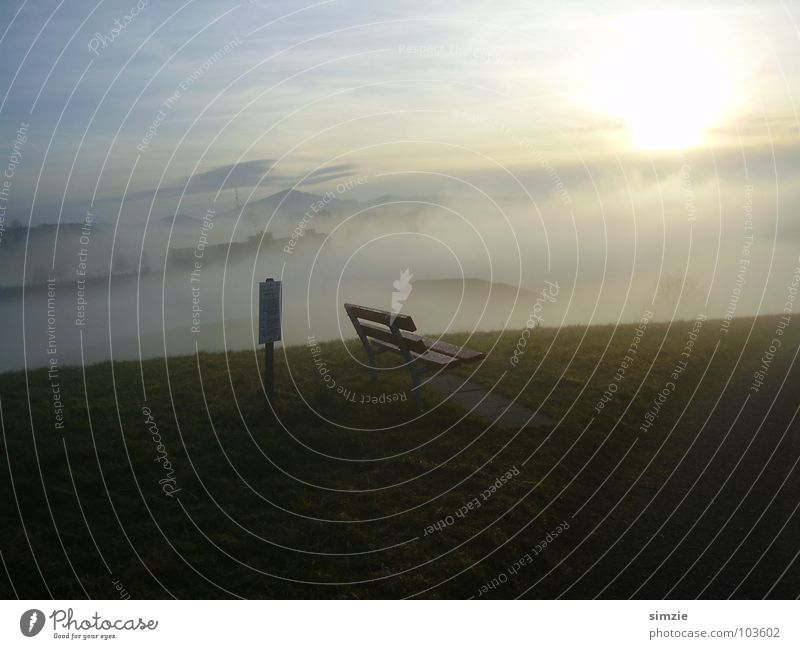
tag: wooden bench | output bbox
[344,303,484,410]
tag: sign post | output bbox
[258,278,282,400]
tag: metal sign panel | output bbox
[258,280,282,344]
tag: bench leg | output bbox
[367,349,379,383]
[347,311,380,383]
[409,362,423,411]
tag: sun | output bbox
[585,10,737,150]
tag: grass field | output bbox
[1,314,798,598]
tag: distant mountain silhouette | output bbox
[159,214,198,226]
[223,188,362,223]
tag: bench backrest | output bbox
[344,303,416,331]
[344,303,426,354]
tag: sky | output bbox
[1,0,799,222]
[2,0,800,370]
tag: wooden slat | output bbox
[344,303,416,331]
[423,338,484,363]
[370,339,460,367]
[358,322,428,354]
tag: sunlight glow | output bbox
[586,11,737,150]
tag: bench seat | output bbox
[370,338,462,368]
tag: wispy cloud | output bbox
[124,159,361,202]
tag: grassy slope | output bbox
[1,315,798,599]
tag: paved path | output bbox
[426,374,556,429]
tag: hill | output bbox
[222,188,362,224]
[0,314,798,598]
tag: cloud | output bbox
[125,158,275,201]
[295,163,361,187]
[183,158,277,193]
[124,159,361,202]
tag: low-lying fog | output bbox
[2,172,796,373]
